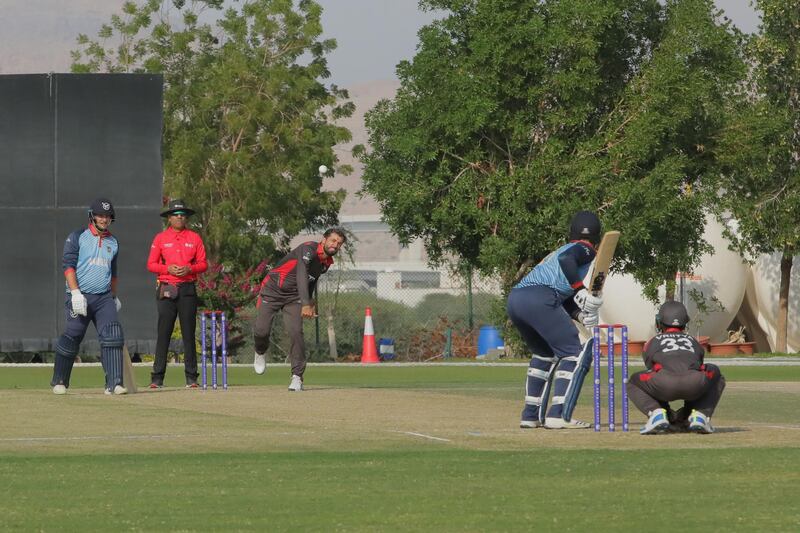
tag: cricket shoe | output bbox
[688,410,714,434]
[52,384,67,395]
[640,408,670,435]
[519,420,543,429]
[253,352,267,375]
[105,385,128,396]
[544,417,590,429]
[288,375,303,392]
[667,406,691,432]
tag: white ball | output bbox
[318,165,328,174]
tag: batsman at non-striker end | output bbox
[51,198,127,395]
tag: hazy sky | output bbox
[0,0,761,87]
[318,0,760,86]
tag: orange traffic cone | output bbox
[361,307,380,364]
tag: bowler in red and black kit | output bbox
[253,228,346,391]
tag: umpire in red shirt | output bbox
[253,228,346,391]
[147,199,208,388]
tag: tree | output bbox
[359,0,745,300]
[572,0,746,300]
[72,0,355,270]
[717,0,800,352]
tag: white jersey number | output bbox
[659,337,694,352]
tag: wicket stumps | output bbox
[593,324,629,432]
[200,310,228,390]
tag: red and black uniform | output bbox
[147,227,208,385]
[627,328,725,420]
[254,241,334,377]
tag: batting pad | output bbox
[523,354,557,423]
[100,322,125,389]
[550,338,594,421]
[51,335,80,388]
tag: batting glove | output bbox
[574,288,603,313]
[579,311,599,327]
[70,289,87,316]
[114,297,122,312]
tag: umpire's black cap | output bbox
[160,199,196,217]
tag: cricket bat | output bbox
[586,230,620,296]
[575,230,621,340]
[122,345,138,394]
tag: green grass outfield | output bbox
[1,364,799,532]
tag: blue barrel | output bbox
[378,338,396,360]
[477,326,503,357]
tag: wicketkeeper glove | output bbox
[70,289,87,316]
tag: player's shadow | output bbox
[713,426,747,433]
[665,426,746,434]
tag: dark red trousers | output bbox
[253,295,306,377]
[627,364,725,417]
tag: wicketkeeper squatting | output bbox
[628,301,726,434]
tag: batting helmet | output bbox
[569,210,601,244]
[88,198,115,223]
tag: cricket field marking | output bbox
[389,430,452,442]
[0,433,207,443]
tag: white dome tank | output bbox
[598,217,748,341]
[748,252,800,352]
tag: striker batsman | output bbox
[51,198,127,395]
[507,211,604,429]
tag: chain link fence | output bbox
[198,262,503,364]
[299,263,504,362]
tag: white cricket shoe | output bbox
[640,408,670,435]
[113,385,128,395]
[288,375,303,392]
[544,417,591,429]
[53,384,67,395]
[688,409,714,434]
[519,420,542,429]
[253,352,267,375]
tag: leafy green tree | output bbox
[572,0,746,299]
[360,0,745,301]
[717,0,800,352]
[72,0,354,269]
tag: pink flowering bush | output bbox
[196,260,269,353]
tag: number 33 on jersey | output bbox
[644,332,705,372]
